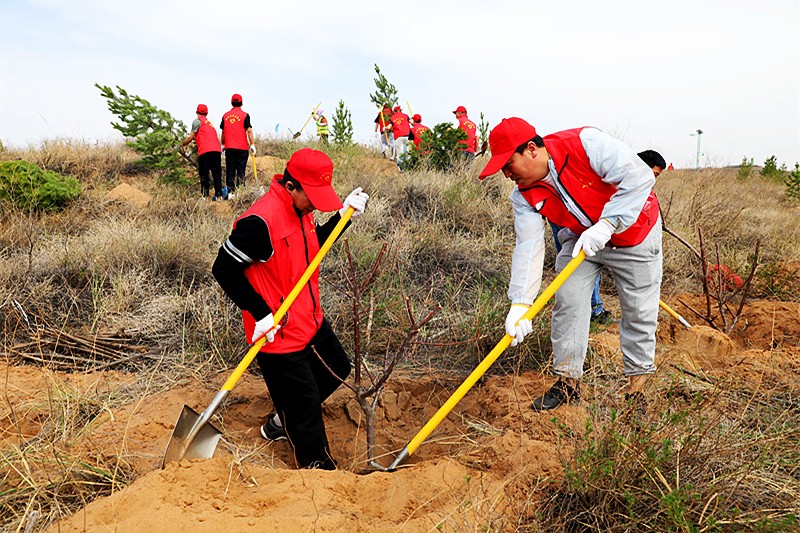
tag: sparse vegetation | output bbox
[737,156,754,179]
[1,140,799,531]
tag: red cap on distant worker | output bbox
[412,114,422,122]
[196,104,208,115]
[393,106,402,112]
[452,105,467,114]
[478,117,538,180]
[231,93,243,104]
[285,148,343,212]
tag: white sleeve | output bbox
[580,128,655,232]
[508,188,546,305]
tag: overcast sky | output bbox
[2,0,798,168]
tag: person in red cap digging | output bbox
[220,93,255,198]
[180,104,224,200]
[453,105,478,159]
[212,148,369,469]
[479,118,661,411]
[409,113,430,151]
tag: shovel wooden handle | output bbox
[389,251,586,469]
[296,101,322,138]
[220,206,355,392]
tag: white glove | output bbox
[253,313,280,343]
[249,145,257,155]
[573,218,615,258]
[505,304,533,347]
[340,187,369,218]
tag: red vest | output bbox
[235,180,323,353]
[457,116,477,152]
[221,107,249,150]
[195,116,221,156]
[390,112,410,137]
[411,123,430,148]
[377,111,392,133]
[520,128,660,247]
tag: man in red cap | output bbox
[180,104,224,200]
[479,118,661,411]
[453,105,477,158]
[409,113,430,150]
[220,93,255,198]
[212,148,369,469]
[390,105,411,167]
[374,103,394,159]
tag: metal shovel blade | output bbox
[162,405,222,468]
[292,131,301,139]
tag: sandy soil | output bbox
[1,297,797,532]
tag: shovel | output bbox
[292,102,322,140]
[386,251,586,471]
[162,206,356,468]
[659,299,692,329]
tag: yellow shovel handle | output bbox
[221,206,355,391]
[659,299,692,329]
[251,152,258,180]
[404,251,586,457]
[298,101,323,136]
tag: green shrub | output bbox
[0,160,81,210]
[405,122,468,171]
[784,163,800,201]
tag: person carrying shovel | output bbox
[212,148,369,470]
[479,118,662,410]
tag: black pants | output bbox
[256,319,351,469]
[224,148,249,191]
[198,151,222,197]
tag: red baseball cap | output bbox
[285,148,343,212]
[452,105,467,114]
[231,93,243,104]
[412,114,422,122]
[478,117,538,179]
[196,104,208,115]
[393,106,401,112]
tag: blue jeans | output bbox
[549,222,604,315]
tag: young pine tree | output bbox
[369,64,398,109]
[332,100,354,145]
[96,83,190,184]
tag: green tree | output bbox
[96,83,190,184]
[369,64,398,109]
[737,156,754,179]
[332,100,354,146]
[761,155,781,179]
[404,123,467,172]
[478,112,490,153]
[785,163,800,201]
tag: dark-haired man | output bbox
[479,118,662,411]
[638,150,666,178]
[212,148,369,469]
[220,93,255,197]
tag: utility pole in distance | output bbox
[690,129,703,170]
